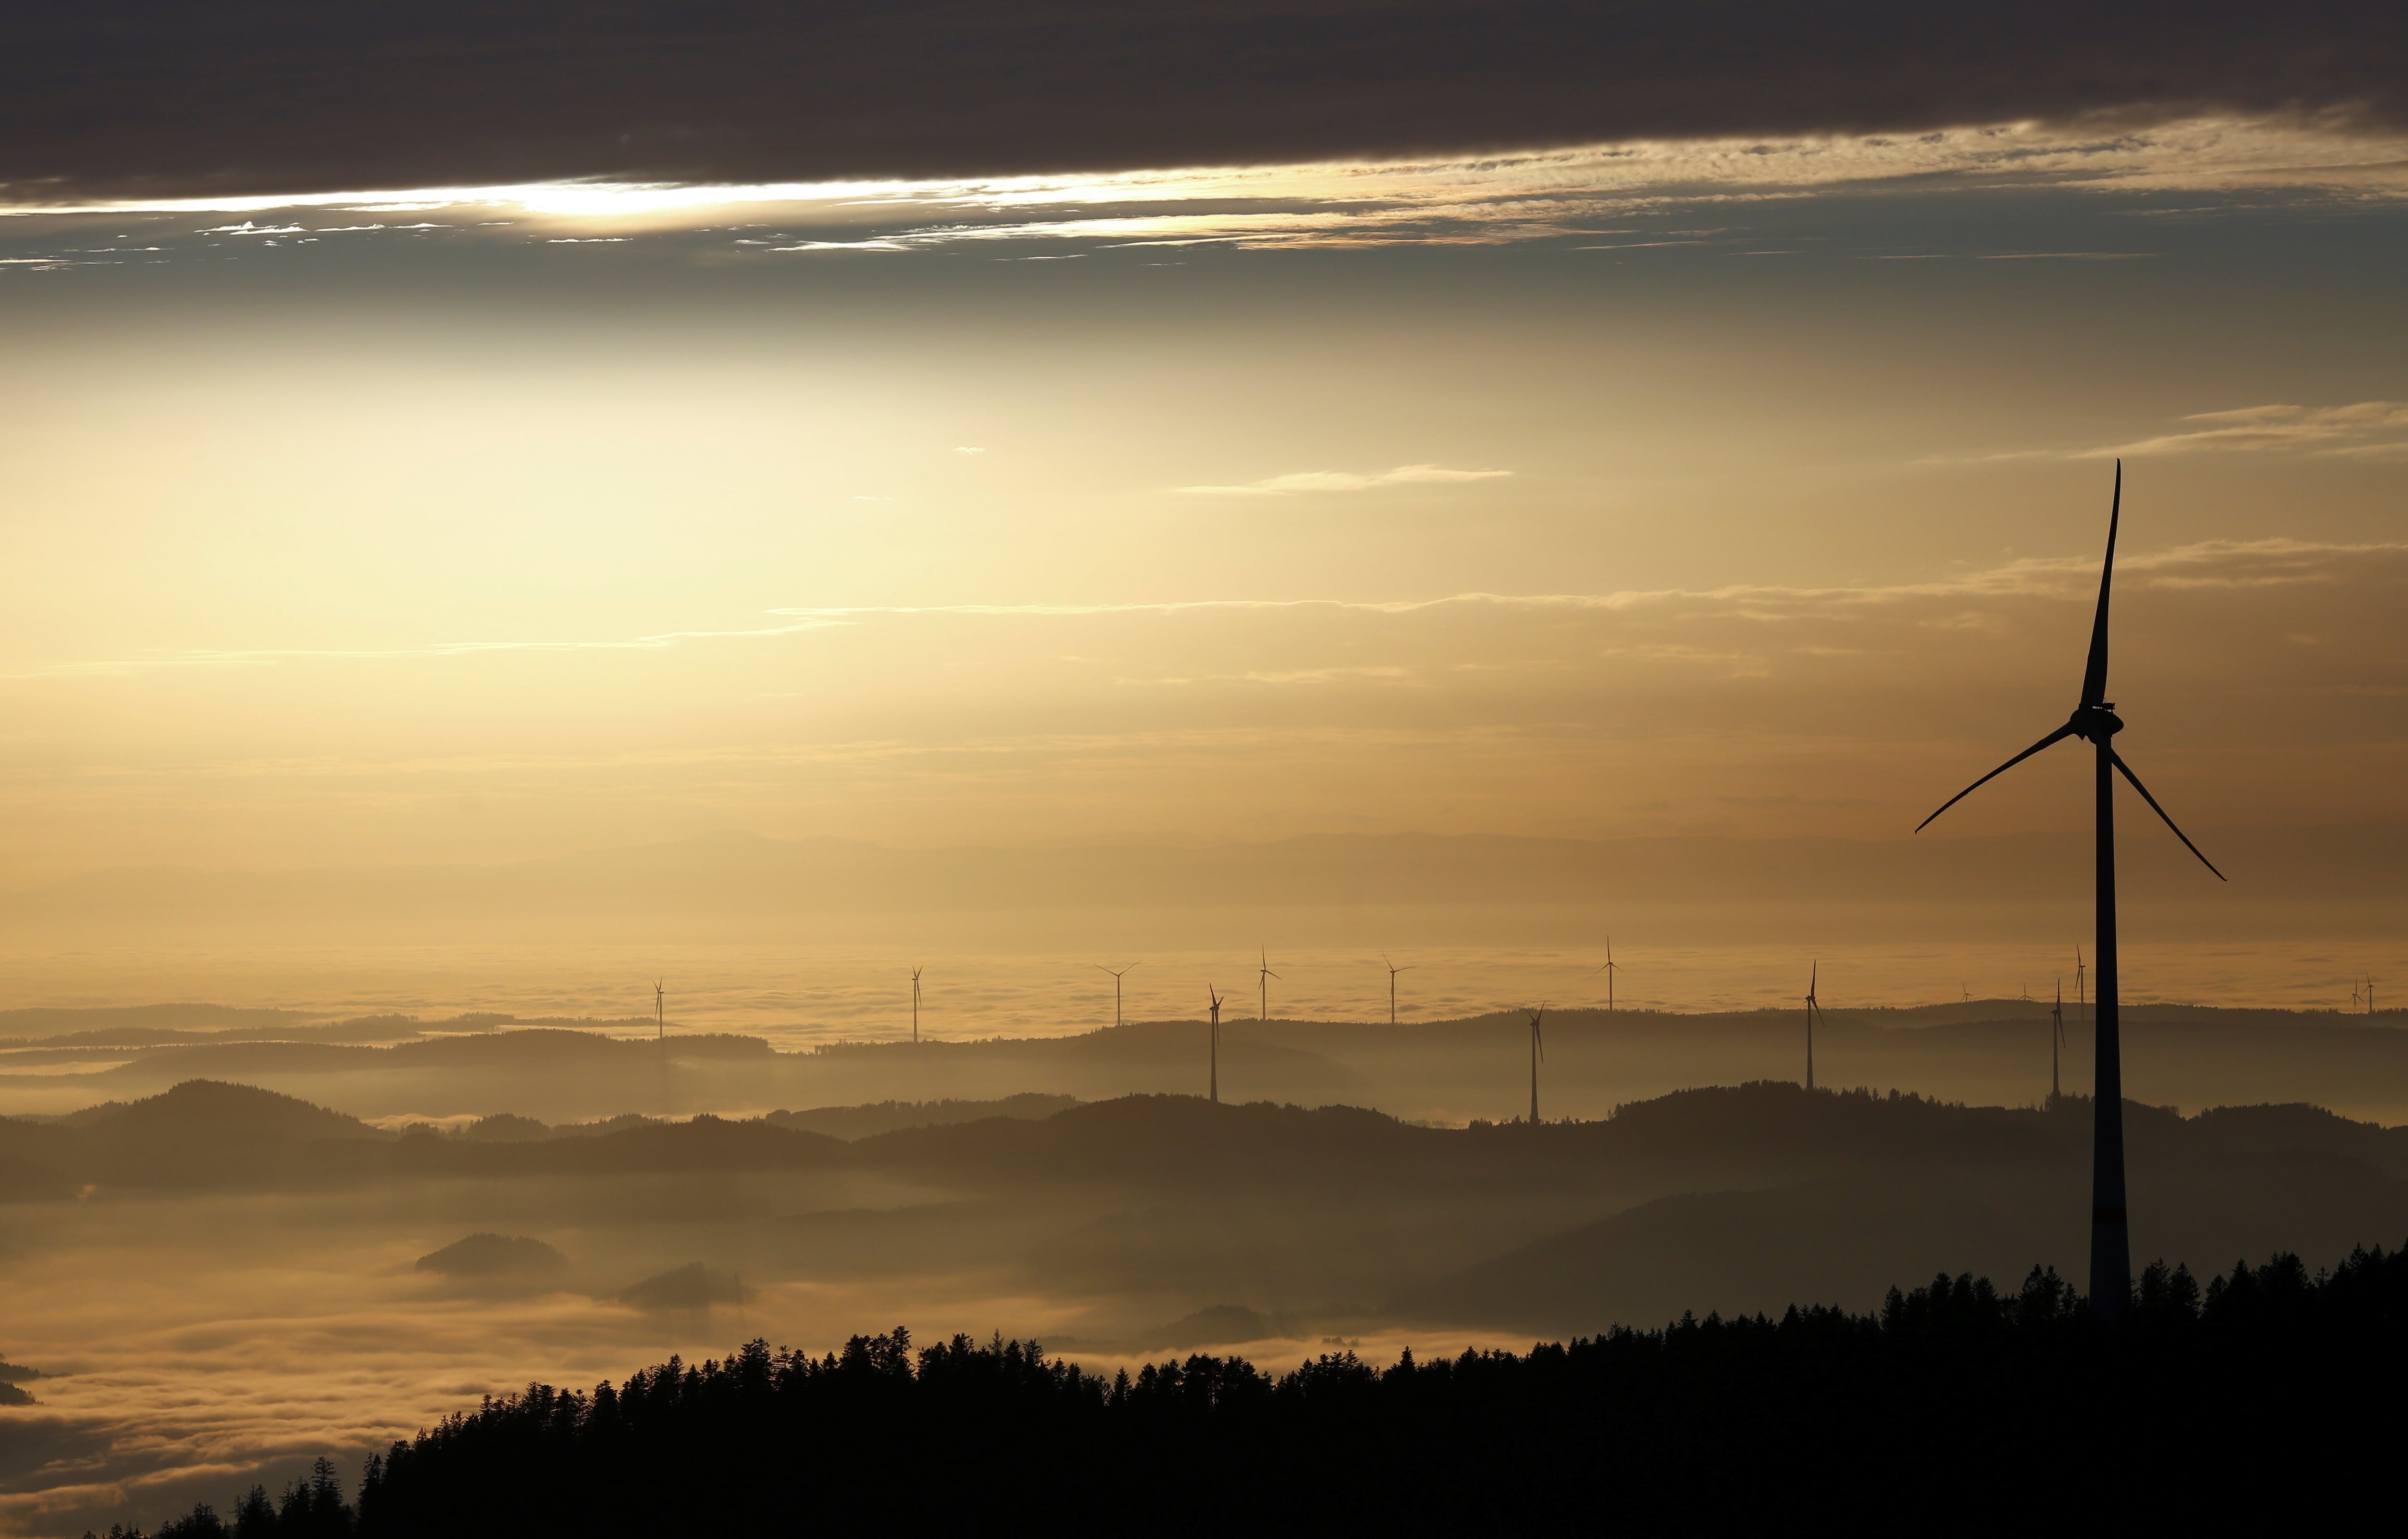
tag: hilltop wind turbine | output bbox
[2351,977,2364,1012]
[1916,461,2225,1319]
[1094,962,1140,1027]
[1381,953,1415,1026]
[1595,938,1623,1013]
[2076,945,2087,1022]
[653,979,665,1040]
[1803,963,1826,1092]
[2051,980,2067,1100]
[909,966,923,1043]
[2369,976,2379,1015]
[1526,1003,1546,1125]
[1206,985,1223,1104]
[1257,946,1280,1022]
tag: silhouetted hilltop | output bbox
[146,1243,2408,1537]
[416,1233,567,1278]
[762,1093,1079,1140]
[0,1002,312,1042]
[16,1003,2405,1127]
[853,1094,1440,1186]
[617,1263,746,1311]
[8,1080,2403,1208]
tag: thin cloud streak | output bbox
[2081,401,2408,459]
[13,541,2399,682]
[1174,464,1513,495]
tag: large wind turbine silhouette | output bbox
[1525,1004,1546,1125]
[909,966,922,1043]
[1381,953,1415,1026]
[1916,462,2225,1319]
[1802,963,1825,1092]
[1094,962,1139,1027]
[1206,985,1223,1104]
[653,979,665,1040]
[1595,939,1623,1013]
[1257,947,1280,1022]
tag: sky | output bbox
[1,5,2402,918]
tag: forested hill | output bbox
[134,1244,2408,1538]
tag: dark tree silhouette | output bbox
[144,1244,2408,1536]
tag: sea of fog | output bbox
[2,938,2392,1046]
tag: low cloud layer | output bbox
[6,2,2405,203]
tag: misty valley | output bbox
[3,1005,2405,1533]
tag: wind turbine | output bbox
[1916,461,2225,1319]
[1206,985,1223,1104]
[2051,980,2066,1101]
[1094,962,1140,1027]
[1803,963,1826,1092]
[653,979,665,1040]
[2369,976,2379,1016]
[1381,953,1415,1026]
[2076,945,2087,1024]
[1526,1003,1546,1125]
[1257,946,1280,1023]
[910,966,922,1044]
[1595,938,1623,1013]
[2351,977,2364,1012]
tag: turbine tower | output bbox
[1257,946,1280,1023]
[1206,985,1223,1104]
[910,966,922,1044]
[1094,961,1140,1028]
[653,979,665,1041]
[1595,938,1623,1013]
[2051,979,2066,1101]
[1381,952,1415,1026]
[1526,1003,1546,1125]
[1916,461,2225,1319]
[1803,963,1825,1092]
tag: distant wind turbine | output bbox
[1207,985,1223,1104]
[1803,963,1826,1093]
[2076,946,2087,1024]
[2369,976,2379,1016]
[1381,952,1415,1025]
[653,979,665,1041]
[1257,946,1280,1023]
[910,966,922,1044]
[1094,962,1140,1027]
[1916,461,2225,1320]
[1961,984,1972,1004]
[2351,977,2364,1012]
[1595,938,1623,1013]
[1526,1003,1546,1125]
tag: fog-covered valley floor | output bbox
[4,1000,2407,1535]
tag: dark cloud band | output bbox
[6,1,2404,202]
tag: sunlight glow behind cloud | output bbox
[10,117,2407,261]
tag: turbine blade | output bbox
[2080,460,2121,708]
[2108,750,2227,881]
[1914,724,2078,832]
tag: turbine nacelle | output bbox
[2068,705,2123,741]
